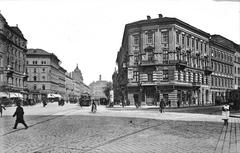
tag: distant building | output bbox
[210,35,237,104]
[0,12,28,99]
[26,49,63,100]
[67,64,83,99]
[89,75,108,100]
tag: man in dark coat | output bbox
[159,99,166,113]
[13,102,28,129]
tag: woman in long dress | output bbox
[222,103,230,125]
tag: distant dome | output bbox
[74,64,83,79]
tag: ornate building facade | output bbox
[116,14,214,106]
[0,12,28,98]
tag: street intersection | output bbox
[0,103,239,153]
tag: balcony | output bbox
[192,82,201,89]
[140,60,156,66]
[204,66,213,75]
[5,65,14,78]
[169,60,187,70]
[23,72,29,81]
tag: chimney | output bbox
[99,75,101,81]
[158,14,163,18]
[147,15,151,20]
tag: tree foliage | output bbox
[103,81,112,100]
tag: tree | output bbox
[103,82,112,103]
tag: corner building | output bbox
[117,14,213,107]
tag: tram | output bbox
[226,89,240,110]
[79,93,91,106]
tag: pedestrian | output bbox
[42,98,47,107]
[222,102,230,125]
[91,100,97,113]
[177,100,181,108]
[159,99,166,113]
[168,99,171,107]
[0,103,6,117]
[13,102,28,129]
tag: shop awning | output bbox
[0,92,8,98]
[53,94,61,98]
[47,94,62,98]
[47,94,55,98]
[9,93,23,98]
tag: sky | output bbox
[0,0,239,85]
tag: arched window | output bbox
[42,76,45,81]
[42,84,45,90]
[34,76,37,81]
[42,68,45,72]
[34,68,37,73]
[34,84,37,90]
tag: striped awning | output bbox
[0,92,8,98]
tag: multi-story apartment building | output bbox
[65,74,74,101]
[210,35,236,104]
[26,49,63,100]
[233,44,240,90]
[116,14,213,107]
[58,66,67,99]
[0,12,28,98]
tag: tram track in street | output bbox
[0,107,80,137]
[29,119,166,153]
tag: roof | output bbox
[27,48,51,55]
[10,26,24,37]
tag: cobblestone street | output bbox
[0,103,240,153]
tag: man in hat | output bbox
[13,102,28,129]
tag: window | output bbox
[196,41,198,50]
[182,35,185,45]
[187,37,190,46]
[34,68,37,73]
[188,72,191,82]
[178,70,181,81]
[193,73,196,82]
[147,71,153,82]
[42,68,45,73]
[202,74,204,84]
[147,33,153,44]
[200,43,203,51]
[162,32,168,43]
[212,77,214,86]
[176,33,180,44]
[183,71,186,82]
[163,50,168,64]
[42,84,45,90]
[163,70,168,81]
[34,84,37,90]
[148,51,154,61]
[34,76,37,81]
[27,61,29,64]
[192,38,194,48]
[133,35,139,46]
[42,76,45,81]
[133,71,139,82]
